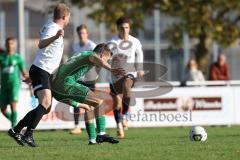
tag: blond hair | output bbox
[53,3,70,20]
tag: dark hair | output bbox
[5,37,16,44]
[93,43,112,56]
[116,16,131,27]
[53,3,70,20]
[187,58,197,70]
[76,24,88,33]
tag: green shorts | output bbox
[0,86,20,106]
[51,81,90,108]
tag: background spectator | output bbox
[209,53,230,80]
[184,58,205,82]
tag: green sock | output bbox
[11,111,17,128]
[96,116,106,135]
[5,112,11,121]
[85,122,96,141]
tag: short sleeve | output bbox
[39,23,59,40]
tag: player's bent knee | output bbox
[40,102,52,114]
[45,105,52,114]
[124,78,133,87]
[40,98,52,109]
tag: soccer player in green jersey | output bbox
[0,37,29,127]
[50,43,124,144]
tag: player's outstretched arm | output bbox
[89,54,112,70]
[38,29,64,49]
[89,54,125,76]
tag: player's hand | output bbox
[110,68,125,76]
[22,76,32,85]
[56,29,64,38]
[137,70,145,78]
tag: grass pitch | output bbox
[0,127,239,160]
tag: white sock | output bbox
[89,139,96,143]
[97,132,106,135]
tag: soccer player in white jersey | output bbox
[70,24,97,135]
[108,17,144,138]
[8,3,70,147]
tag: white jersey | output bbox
[108,35,143,79]
[33,21,64,74]
[72,40,98,82]
[72,40,96,54]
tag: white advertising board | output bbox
[0,84,239,130]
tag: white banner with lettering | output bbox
[0,84,240,130]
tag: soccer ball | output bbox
[189,126,207,142]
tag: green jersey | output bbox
[53,51,95,84]
[0,52,25,88]
[51,51,96,106]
